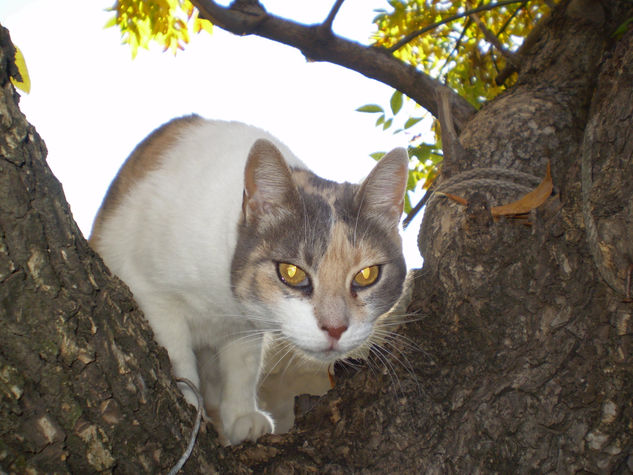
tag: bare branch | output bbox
[387,0,526,54]
[438,18,471,78]
[191,0,477,130]
[323,0,346,32]
[497,0,528,36]
[403,185,434,229]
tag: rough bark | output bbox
[2,0,633,473]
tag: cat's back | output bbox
[90,116,303,292]
[91,116,301,244]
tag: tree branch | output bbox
[191,0,477,130]
[436,86,468,174]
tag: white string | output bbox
[168,378,203,475]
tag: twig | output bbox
[438,18,471,78]
[403,186,433,229]
[497,1,527,36]
[496,2,550,85]
[388,0,525,54]
[624,264,633,303]
[323,0,346,32]
[168,378,204,475]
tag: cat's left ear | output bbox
[357,147,409,228]
[242,139,298,225]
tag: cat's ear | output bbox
[356,147,409,228]
[242,139,298,224]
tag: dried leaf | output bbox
[438,191,469,206]
[491,162,553,217]
[437,162,553,218]
[328,364,335,388]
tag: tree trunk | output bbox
[1,0,633,472]
[0,25,243,474]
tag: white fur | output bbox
[95,119,406,445]
[96,121,306,444]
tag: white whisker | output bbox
[368,344,401,391]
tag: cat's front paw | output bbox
[226,411,274,445]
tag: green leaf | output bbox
[356,104,384,113]
[375,114,385,126]
[612,17,633,38]
[390,90,403,115]
[369,152,386,161]
[382,118,393,130]
[404,192,412,214]
[404,117,423,129]
[104,15,118,29]
[406,169,417,190]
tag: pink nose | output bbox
[321,325,348,340]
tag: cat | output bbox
[90,115,409,445]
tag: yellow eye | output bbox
[353,265,380,287]
[277,262,309,288]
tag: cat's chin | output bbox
[295,347,347,363]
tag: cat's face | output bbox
[231,140,408,362]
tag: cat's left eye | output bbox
[353,265,380,288]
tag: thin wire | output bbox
[168,378,203,475]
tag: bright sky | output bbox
[0,0,425,268]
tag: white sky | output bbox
[0,0,426,268]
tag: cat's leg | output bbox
[218,335,274,445]
[138,296,201,407]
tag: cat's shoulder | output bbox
[90,116,304,243]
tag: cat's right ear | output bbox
[242,139,298,225]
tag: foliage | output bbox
[360,0,553,211]
[373,1,552,105]
[106,0,553,212]
[356,95,442,213]
[106,0,212,57]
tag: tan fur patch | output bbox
[290,169,340,207]
[312,222,385,328]
[90,115,204,246]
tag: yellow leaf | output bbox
[10,46,31,94]
[194,17,213,35]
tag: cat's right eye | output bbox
[277,262,310,289]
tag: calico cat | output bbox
[90,115,408,445]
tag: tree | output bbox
[2,0,633,472]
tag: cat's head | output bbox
[231,139,408,362]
